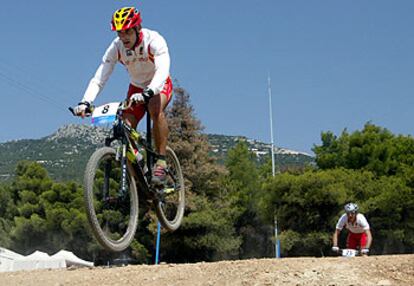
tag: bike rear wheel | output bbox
[84,147,139,252]
[154,146,185,231]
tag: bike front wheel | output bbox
[84,147,139,252]
[154,146,185,231]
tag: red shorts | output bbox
[346,232,367,249]
[124,77,173,122]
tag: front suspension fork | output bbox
[121,144,128,194]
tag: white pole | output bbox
[268,74,280,258]
[268,75,275,177]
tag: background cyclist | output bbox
[332,202,373,255]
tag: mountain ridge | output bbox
[0,124,314,181]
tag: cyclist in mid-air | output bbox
[332,203,373,255]
[73,6,172,186]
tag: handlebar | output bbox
[68,101,95,117]
[68,106,93,117]
[69,97,148,118]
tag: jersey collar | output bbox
[132,31,144,50]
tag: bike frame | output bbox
[104,103,158,199]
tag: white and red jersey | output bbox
[82,28,170,103]
[336,213,370,234]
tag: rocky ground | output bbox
[0,254,413,286]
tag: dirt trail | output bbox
[0,254,413,286]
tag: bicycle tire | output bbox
[154,146,185,231]
[84,147,139,252]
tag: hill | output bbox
[0,124,314,182]
[0,124,107,181]
[208,133,314,167]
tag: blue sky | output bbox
[0,1,413,153]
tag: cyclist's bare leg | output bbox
[148,93,169,156]
[122,112,138,129]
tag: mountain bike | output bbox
[69,100,185,252]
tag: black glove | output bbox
[72,101,91,116]
[142,88,155,100]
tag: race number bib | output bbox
[91,102,120,126]
[342,249,357,257]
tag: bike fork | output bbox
[121,144,128,193]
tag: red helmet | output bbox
[111,7,142,31]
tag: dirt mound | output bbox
[1,254,413,286]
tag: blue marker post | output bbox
[275,215,281,258]
[155,221,161,264]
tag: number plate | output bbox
[91,102,120,126]
[342,249,357,257]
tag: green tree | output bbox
[258,168,371,256]
[363,176,414,253]
[313,122,414,179]
[8,161,95,258]
[258,165,414,255]
[223,141,273,258]
[0,183,15,248]
[166,85,224,197]
[158,85,240,262]
[159,195,241,262]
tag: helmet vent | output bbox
[111,7,142,31]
